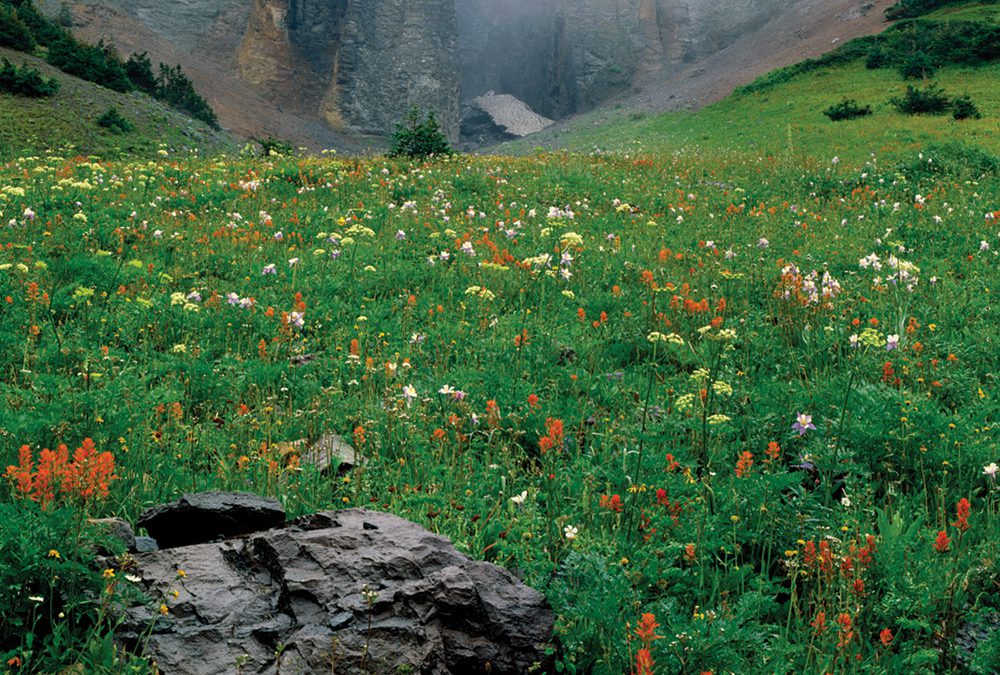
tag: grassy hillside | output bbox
[0,47,234,160]
[514,3,1000,168]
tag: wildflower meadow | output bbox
[0,145,997,673]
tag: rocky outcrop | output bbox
[236,0,460,140]
[122,509,553,674]
[456,0,788,118]
[70,0,878,144]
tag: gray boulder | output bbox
[122,509,552,674]
[137,492,285,549]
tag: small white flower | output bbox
[563,525,579,540]
[510,490,528,506]
[984,463,998,478]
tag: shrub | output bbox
[890,83,951,114]
[824,99,873,121]
[124,52,156,95]
[389,107,452,159]
[7,1,66,47]
[257,136,294,157]
[97,107,133,134]
[47,37,132,93]
[886,0,964,20]
[0,58,58,97]
[899,51,936,79]
[155,64,219,129]
[896,141,999,180]
[951,94,981,120]
[865,48,890,70]
[0,4,36,52]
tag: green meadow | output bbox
[1,2,998,673]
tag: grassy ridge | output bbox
[515,3,1000,167]
[0,47,233,160]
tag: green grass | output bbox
[0,47,233,160]
[0,3,998,674]
[513,61,1000,165]
[925,1,1000,23]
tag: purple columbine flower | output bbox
[792,412,816,436]
[396,230,406,241]
[226,292,240,305]
[273,231,284,241]
[262,264,276,275]
[886,334,899,351]
[287,311,304,328]
[186,291,202,303]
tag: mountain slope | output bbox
[0,46,234,159]
[58,0,900,149]
[510,0,1000,164]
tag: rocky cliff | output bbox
[65,0,888,144]
[456,0,788,119]
[235,0,459,139]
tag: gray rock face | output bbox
[73,0,797,139]
[123,509,553,674]
[236,0,460,140]
[456,0,788,118]
[88,517,136,552]
[137,492,285,549]
[331,0,460,140]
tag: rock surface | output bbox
[235,0,460,140]
[66,0,894,146]
[88,517,136,552]
[137,492,285,549]
[123,509,552,674]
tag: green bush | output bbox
[0,502,123,672]
[97,107,133,134]
[389,107,452,159]
[124,52,157,95]
[6,1,66,47]
[155,63,219,130]
[257,136,294,157]
[899,51,936,79]
[823,98,873,121]
[896,141,999,180]
[47,37,132,93]
[951,94,982,120]
[886,0,964,19]
[0,4,35,52]
[0,58,58,97]
[890,83,951,114]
